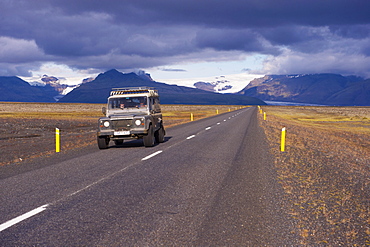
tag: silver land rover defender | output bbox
[97,87,165,149]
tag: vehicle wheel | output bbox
[97,136,110,149]
[155,125,165,143]
[143,124,155,147]
[114,140,124,146]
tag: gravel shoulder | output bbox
[259,106,370,246]
[0,117,97,166]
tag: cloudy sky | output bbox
[1,0,370,85]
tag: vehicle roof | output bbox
[109,87,159,97]
[109,93,150,98]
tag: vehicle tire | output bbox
[155,125,165,143]
[143,124,155,147]
[97,136,109,149]
[114,140,124,146]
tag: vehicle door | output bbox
[149,97,162,131]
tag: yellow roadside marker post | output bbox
[216,109,219,114]
[281,127,286,152]
[55,128,60,152]
[190,113,194,121]
[263,112,266,120]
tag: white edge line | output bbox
[186,135,196,140]
[0,204,49,232]
[142,150,163,161]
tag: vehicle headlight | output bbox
[135,119,142,126]
[103,121,110,127]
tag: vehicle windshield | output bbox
[109,96,148,110]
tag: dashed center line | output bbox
[0,204,49,232]
[186,135,196,140]
[205,127,211,130]
[141,150,163,161]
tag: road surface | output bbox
[0,107,298,246]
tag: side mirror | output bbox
[102,107,106,115]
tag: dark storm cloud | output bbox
[195,28,279,55]
[50,0,370,27]
[330,25,370,39]
[0,0,370,77]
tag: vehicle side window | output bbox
[147,97,161,113]
[154,98,161,113]
[149,98,153,111]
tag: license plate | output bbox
[114,131,130,135]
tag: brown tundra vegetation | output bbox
[259,106,369,245]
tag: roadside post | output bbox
[216,109,219,114]
[55,128,60,152]
[281,127,286,152]
[190,113,194,121]
[264,112,266,120]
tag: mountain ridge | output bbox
[58,69,266,105]
[0,76,56,102]
[1,70,369,105]
[238,73,369,106]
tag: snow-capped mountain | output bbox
[159,73,263,94]
[25,74,94,100]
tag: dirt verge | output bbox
[259,106,370,246]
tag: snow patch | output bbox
[157,73,264,93]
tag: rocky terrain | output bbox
[259,106,370,245]
[0,103,101,166]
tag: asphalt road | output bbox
[0,107,298,246]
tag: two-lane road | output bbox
[0,107,298,246]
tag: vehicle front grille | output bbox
[112,119,133,130]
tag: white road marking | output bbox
[217,122,220,125]
[0,204,49,232]
[186,135,196,140]
[142,151,163,161]
[205,127,211,130]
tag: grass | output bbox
[263,106,370,133]
[0,102,104,119]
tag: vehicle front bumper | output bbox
[97,129,148,138]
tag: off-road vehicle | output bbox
[97,87,165,149]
